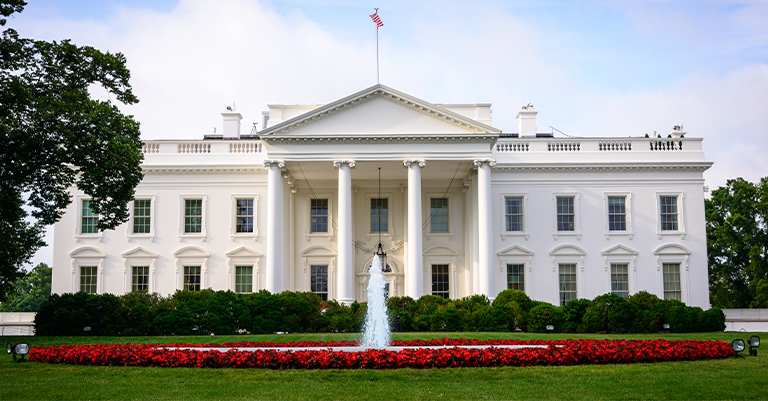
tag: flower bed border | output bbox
[28,339,732,370]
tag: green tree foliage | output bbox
[0,262,51,312]
[0,1,143,301]
[706,177,768,308]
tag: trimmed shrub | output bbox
[527,304,565,333]
[562,298,591,333]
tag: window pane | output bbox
[505,197,523,232]
[236,198,254,233]
[559,264,577,305]
[133,199,151,234]
[235,265,253,293]
[185,199,202,233]
[371,198,388,232]
[660,196,679,231]
[311,265,328,301]
[663,263,681,300]
[310,198,329,233]
[81,200,99,234]
[556,197,575,232]
[430,198,449,233]
[431,264,450,299]
[611,263,629,298]
[80,266,97,294]
[132,266,149,292]
[184,265,201,291]
[608,196,627,231]
[507,264,525,291]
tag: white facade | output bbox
[52,84,712,307]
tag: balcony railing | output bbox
[141,140,264,155]
[494,137,696,153]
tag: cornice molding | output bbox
[143,167,267,175]
[493,163,712,173]
[265,134,499,145]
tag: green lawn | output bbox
[1,332,765,400]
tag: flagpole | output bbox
[376,27,379,84]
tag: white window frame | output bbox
[656,192,686,240]
[500,193,529,241]
[654,244,690,303]
[74,195,103,243]
[497,244,534,297]
[603,192,633,240]
[173,246,210,291]
[305,194,334,240]
[301,247,337,300]
[423,246,458,299]
[178,195,208,242]
[549,244,586,304]
[425,192,454,240]
[226,246,262,293]
[552,193,581,240]
[127,195,156,242]
[121,246,158,294]
[230,194,259,241]
[365,192,394,241]
[69,246,105,294]
[601,244,638,297]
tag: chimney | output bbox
[516,104,537,137]
[222,110,243,139]
[670,125,686,139]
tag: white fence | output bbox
[0,312,36,336]
[723,309,768,332]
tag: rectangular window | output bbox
[663,263,681,300]
[608,196,627,231]
[132,266,149,292]
[80,266,97,294]
[81,200,98,234]
[235,265,253,293]
[184,199,202,233]
[507,264,525,291]
[559,264,577,305]
[505,197,524,232]
[556,197,575,232]
[133,199,151,234]
[430,198,449,233]
[235,198,254,233]
[184,266,201,291]
[310,198,329,233]
[611,263,629,298]
[371,198,388,233]
[310,265,328,301]
[660,196,679,231]
[431,264,450,299]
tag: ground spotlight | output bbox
[732,339,746,358]
[663,323,670,333]
[6,342,30,363]
[748,335,760,357]
[546,325,554,334]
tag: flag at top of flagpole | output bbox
[370,10,383,29]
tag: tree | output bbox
[706,177,768,308]
[0,262,51,312]
[0,1,143,300]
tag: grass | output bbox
[1,332,765,400]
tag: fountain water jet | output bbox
[361,253,390,347]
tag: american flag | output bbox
[369,12,383,29]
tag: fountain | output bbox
[361,253,390,348]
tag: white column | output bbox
[264,159,285,294]
[334,160,356,304]
[404,159,425,299]
[474,159,495,298]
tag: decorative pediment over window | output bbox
[601,244,638,256]
[497,244,534,257]
[121,246,158,259]
[301,246,337,257]
[173,246,210,258]
[549,244,586,256]
[225,246,262,258]
[423,246,458,256]
[653,244,690,255]
[69,247,106,259]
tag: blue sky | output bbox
[7,0,768,267]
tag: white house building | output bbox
[51,84,713,307]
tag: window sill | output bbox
[426,232,454,241]
[657,231,686,240]
[365,232,394,241]
[178,234,206,242]
[501,232,529,241]
[75,234,102,243]
[127,234,155,243]
[553,232,581,241]
[230,233,259,242]
[604,231,633,240]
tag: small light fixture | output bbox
[546,325,554,333]
[732,339,746,358]
[6,342,30,363]
[663,323,670,333]
[748,335,760,357]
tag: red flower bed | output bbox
[28,339,732,370]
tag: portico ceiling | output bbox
[286,159,475,183]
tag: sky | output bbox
[7,0,768,268]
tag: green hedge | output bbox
[34,289,725,336]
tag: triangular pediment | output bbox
[601,244,638,256]
[226,246,262,258]
[122,246,159,259]
[497,245,534,256]
[260,84,501,139]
